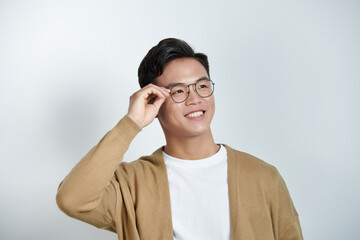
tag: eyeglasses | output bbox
[169,79,215,103]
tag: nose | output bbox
[185,84,202,105]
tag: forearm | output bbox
[56,115,141,215]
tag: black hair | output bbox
[138,38,210,88]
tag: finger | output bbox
[142,87,168,101]
[152,94,167,110]
[143,84,170,97]
[159,87,171,96]
[146,93,161,104]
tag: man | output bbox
[56,38,303,240]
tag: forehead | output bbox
[156,58,209,87]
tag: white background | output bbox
[1,0,359,239]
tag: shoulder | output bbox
[224,144,294,204]
[115,147,165,180]
[224,144,281,182]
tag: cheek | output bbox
[158,101,179,121]
[157,105,167,121]
[207,96,215,110]
[206,98,216,119]
[159,100,171,115]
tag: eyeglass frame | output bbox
[168,78,215,103]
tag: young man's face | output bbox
[156,57,215,139]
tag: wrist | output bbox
[126,113,143,129]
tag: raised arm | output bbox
[56,84,169,230]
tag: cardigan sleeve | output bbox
[56,115,141,231]
[272,169,304,240]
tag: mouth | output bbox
[184,110,205,118]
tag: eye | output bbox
[197,80,210,89]
[172,89,184,95]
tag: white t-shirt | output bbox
[163,145,230,240]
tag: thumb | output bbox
[152,95,167,111]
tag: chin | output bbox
[178,124,212,138]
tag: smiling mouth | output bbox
[185,111,205,118]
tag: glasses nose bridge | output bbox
[184,82,202,103]
[186,82,198,95]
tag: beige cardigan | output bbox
[56,116,303,240]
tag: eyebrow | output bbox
[165,76,209,89]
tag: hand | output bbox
[127,84,170,129]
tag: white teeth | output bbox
[186,111,204,118]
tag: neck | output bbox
[163,130,219,160]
